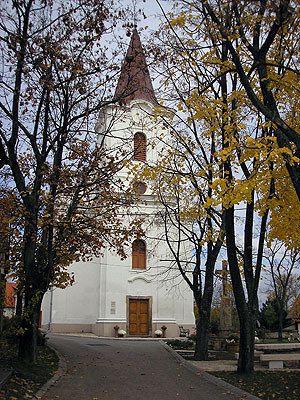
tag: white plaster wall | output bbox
[97,211,195,328]
[98,250,128,323]
[41,290,51,326]
[97,101,166,183]
[42,98,195,334]
[42,259,100,325]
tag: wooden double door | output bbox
[129,299,149,336]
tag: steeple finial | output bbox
[132,0,139,28]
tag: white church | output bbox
[41,29,194,338]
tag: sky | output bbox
[124,0,172,33]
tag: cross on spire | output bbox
[132,0,140,28]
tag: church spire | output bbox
[114,29,158,106]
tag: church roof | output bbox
[114,29,158,106]
[5,282,16,308]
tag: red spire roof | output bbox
[114,29,158,106]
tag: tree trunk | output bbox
[18,302,41,362]
[194,303,210,360]
[16,292,23,317]
[278,309,283,342]
[18,221,51,362]
[224,206,256,373]
[237,308,255,374]
[18,293,42,362]
[193,244,218,361]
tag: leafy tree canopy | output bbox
[0,0,142,361]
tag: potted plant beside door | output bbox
[113,325,120,338]
[154,329,162,338]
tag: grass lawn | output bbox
[212,370,300,400]
[0,338,59,400]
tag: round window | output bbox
[133,182,147,195]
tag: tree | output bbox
[259,297,288,332]
[199,0,300,202]
[264,241,300,340]
[154,0,300,373]
[0,0,141,362]
[144,140,225,360]
[291,291,300,326]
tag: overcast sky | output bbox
[127,0,172,33]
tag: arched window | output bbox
[132,239,146,269]
[134,132,146,161]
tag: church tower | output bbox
[41,30,194,337]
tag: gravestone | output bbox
[216,260,233,337]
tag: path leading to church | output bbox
[42,334,254,400]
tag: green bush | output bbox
[166,339,194,349]
[2,317,48,346]
[2,316,21,343]
[37,330,48,346]
[188,333,196,342]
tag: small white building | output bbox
[42,30,194,338]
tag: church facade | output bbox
[41,30,194,338]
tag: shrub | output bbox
[37,330,48,346]
[166,339,194,349]
[188,333,196,342]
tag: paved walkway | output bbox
[38,334,258,400]
[0,369,12,389]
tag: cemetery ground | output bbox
[167,338,300,400]
[212,370,300,399]
[0,334,299,399]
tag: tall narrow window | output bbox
[134,132,146,161]
[132,239,146,269]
